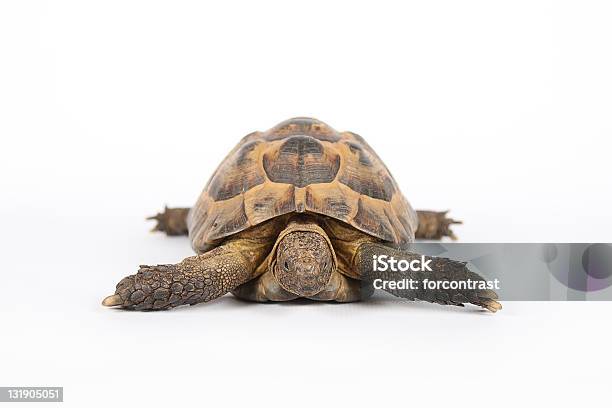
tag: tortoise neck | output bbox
[283,215,325,234]
[274,219,334,258]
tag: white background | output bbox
[1,1,611,407]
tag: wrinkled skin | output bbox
[273,231,334,297]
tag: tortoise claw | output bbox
[480,298,503,313]
[102,294,122,307]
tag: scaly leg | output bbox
[147,206,190,236]
[355,242,501,312]
[102,242,254,310]
[415,210,462,240]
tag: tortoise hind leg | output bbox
[147,206,190,236]
[415,210,462,240]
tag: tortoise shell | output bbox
[188,118,417,252]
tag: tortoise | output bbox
[102,118,501,312]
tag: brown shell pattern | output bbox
[188,118,417,252]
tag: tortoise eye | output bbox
[283,261,289,271]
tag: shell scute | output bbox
[262,136,341,187]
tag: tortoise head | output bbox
[273,229,334,297]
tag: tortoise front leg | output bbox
[415,210,462,240]
[355,242,501,312]
[147,206,190,236]
[102,243,253,310]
